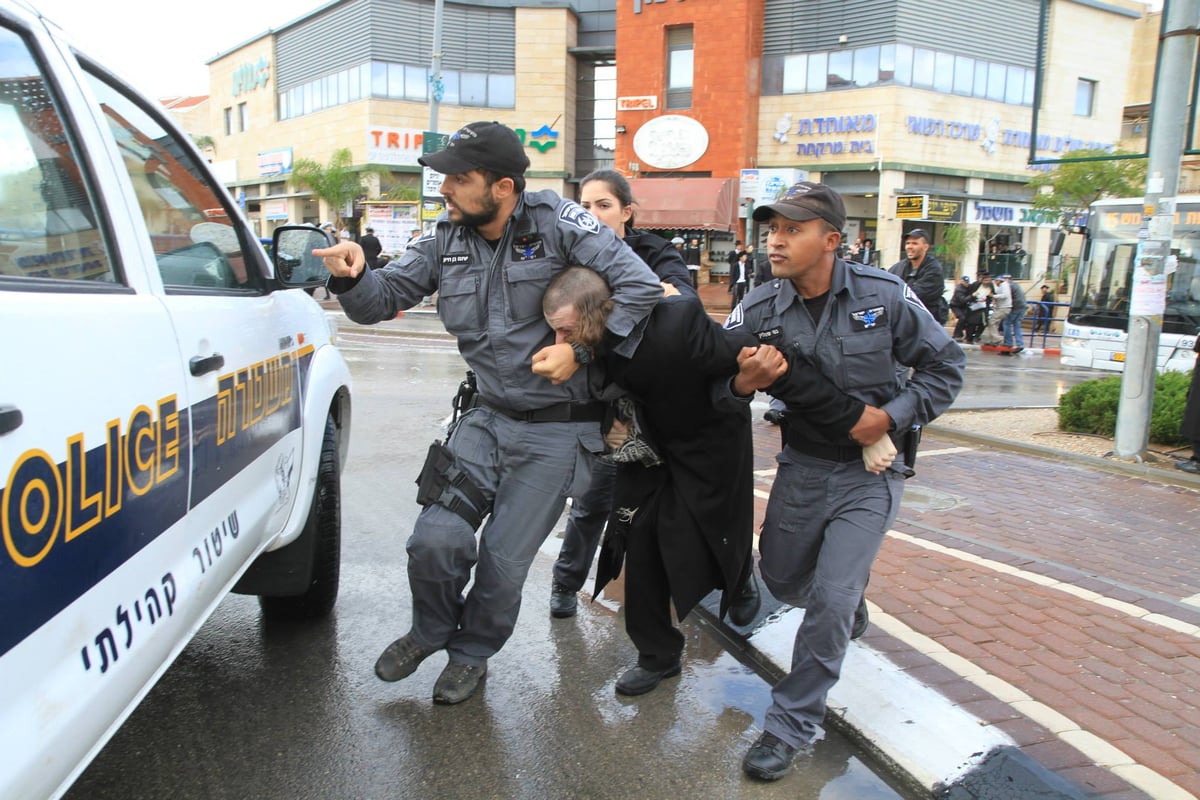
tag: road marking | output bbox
[918,446,974,457]
[870,602,1199,800]
[1183,594,1200,608]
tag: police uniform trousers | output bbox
[553,455,618,592]
[758,446,904,748]
[406,407,600,665]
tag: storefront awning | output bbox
[628,177,738,232]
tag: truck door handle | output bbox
[189,353,225,376]
[0,404,23,435]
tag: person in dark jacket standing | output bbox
[683,237,703,288]
[359,226,383,269]
[1177,334,1200,474]
[889,229,947,323]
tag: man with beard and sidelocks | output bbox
[314,122,663,706]
[531,267,899,696]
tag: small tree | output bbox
[938,224,980,273]
[290,148,389,230]
[1027,147,1147,227]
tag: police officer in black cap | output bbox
[721,181,964,782]
[315,121,662,705]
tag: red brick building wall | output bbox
[615,0,763,179]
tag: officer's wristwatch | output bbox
[570,342,594,365]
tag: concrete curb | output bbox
[695,425,1199,799]
[925,421,1200,491]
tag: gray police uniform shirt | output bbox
[725,258,964,441]
[333,189,663,412]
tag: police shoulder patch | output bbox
[723,304,744,329]
[901,283,928,312]
[559,202,600,233]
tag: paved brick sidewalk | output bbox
[742,415,1200,799]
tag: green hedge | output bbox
[1057,371,1193,445]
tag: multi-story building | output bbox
[206,0,620,253]
[615,0,1146,278]
[205,0,1147,275]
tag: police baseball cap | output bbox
[418,121,531,177]
[905,228,930,242]
[752,181,846,231]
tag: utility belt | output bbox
[784,424,922,476]
[480,399,606,424]
[784,433,862,463]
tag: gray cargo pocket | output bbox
[839,329,893,389]
[438,274,483,333]
[506,260,555,322]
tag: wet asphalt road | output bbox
[66,331,920,800]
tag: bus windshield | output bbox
[1069,202,1200,335]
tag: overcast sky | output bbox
[31,0,320,99]
[28,0,1163,101]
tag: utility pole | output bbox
[428,0,444,133]
[1113,0,1198,459]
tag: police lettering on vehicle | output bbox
[558,203,600,233]
[0,347,309,661]
[849,306,887,330]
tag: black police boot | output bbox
[550,581,578,618]
[742,732,799,781]
[728,571,761,627]
[433,660,487,705]
[374,633,437,682]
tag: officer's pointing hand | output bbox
[313,241,365,279]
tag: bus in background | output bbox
[1060,197,1200,373]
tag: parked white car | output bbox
[0,3,353,798]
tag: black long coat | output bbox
[1182,343,1200,446]
[600,295,757,620]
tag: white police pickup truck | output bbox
[0,3,353,798]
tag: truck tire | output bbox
[259,414,341,619]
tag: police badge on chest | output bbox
[512,236,545,261]
[850,306,887,330]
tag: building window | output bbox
[761,42,1033,108]
[238,102,248,132]
[666,26,693,110]
[223,106,232,136]
[1075,79,1096,117]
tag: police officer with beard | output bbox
[721,182,964,782]
[315,122,662,706]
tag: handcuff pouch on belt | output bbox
[414,440,490,530]
[894,425,921,478]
